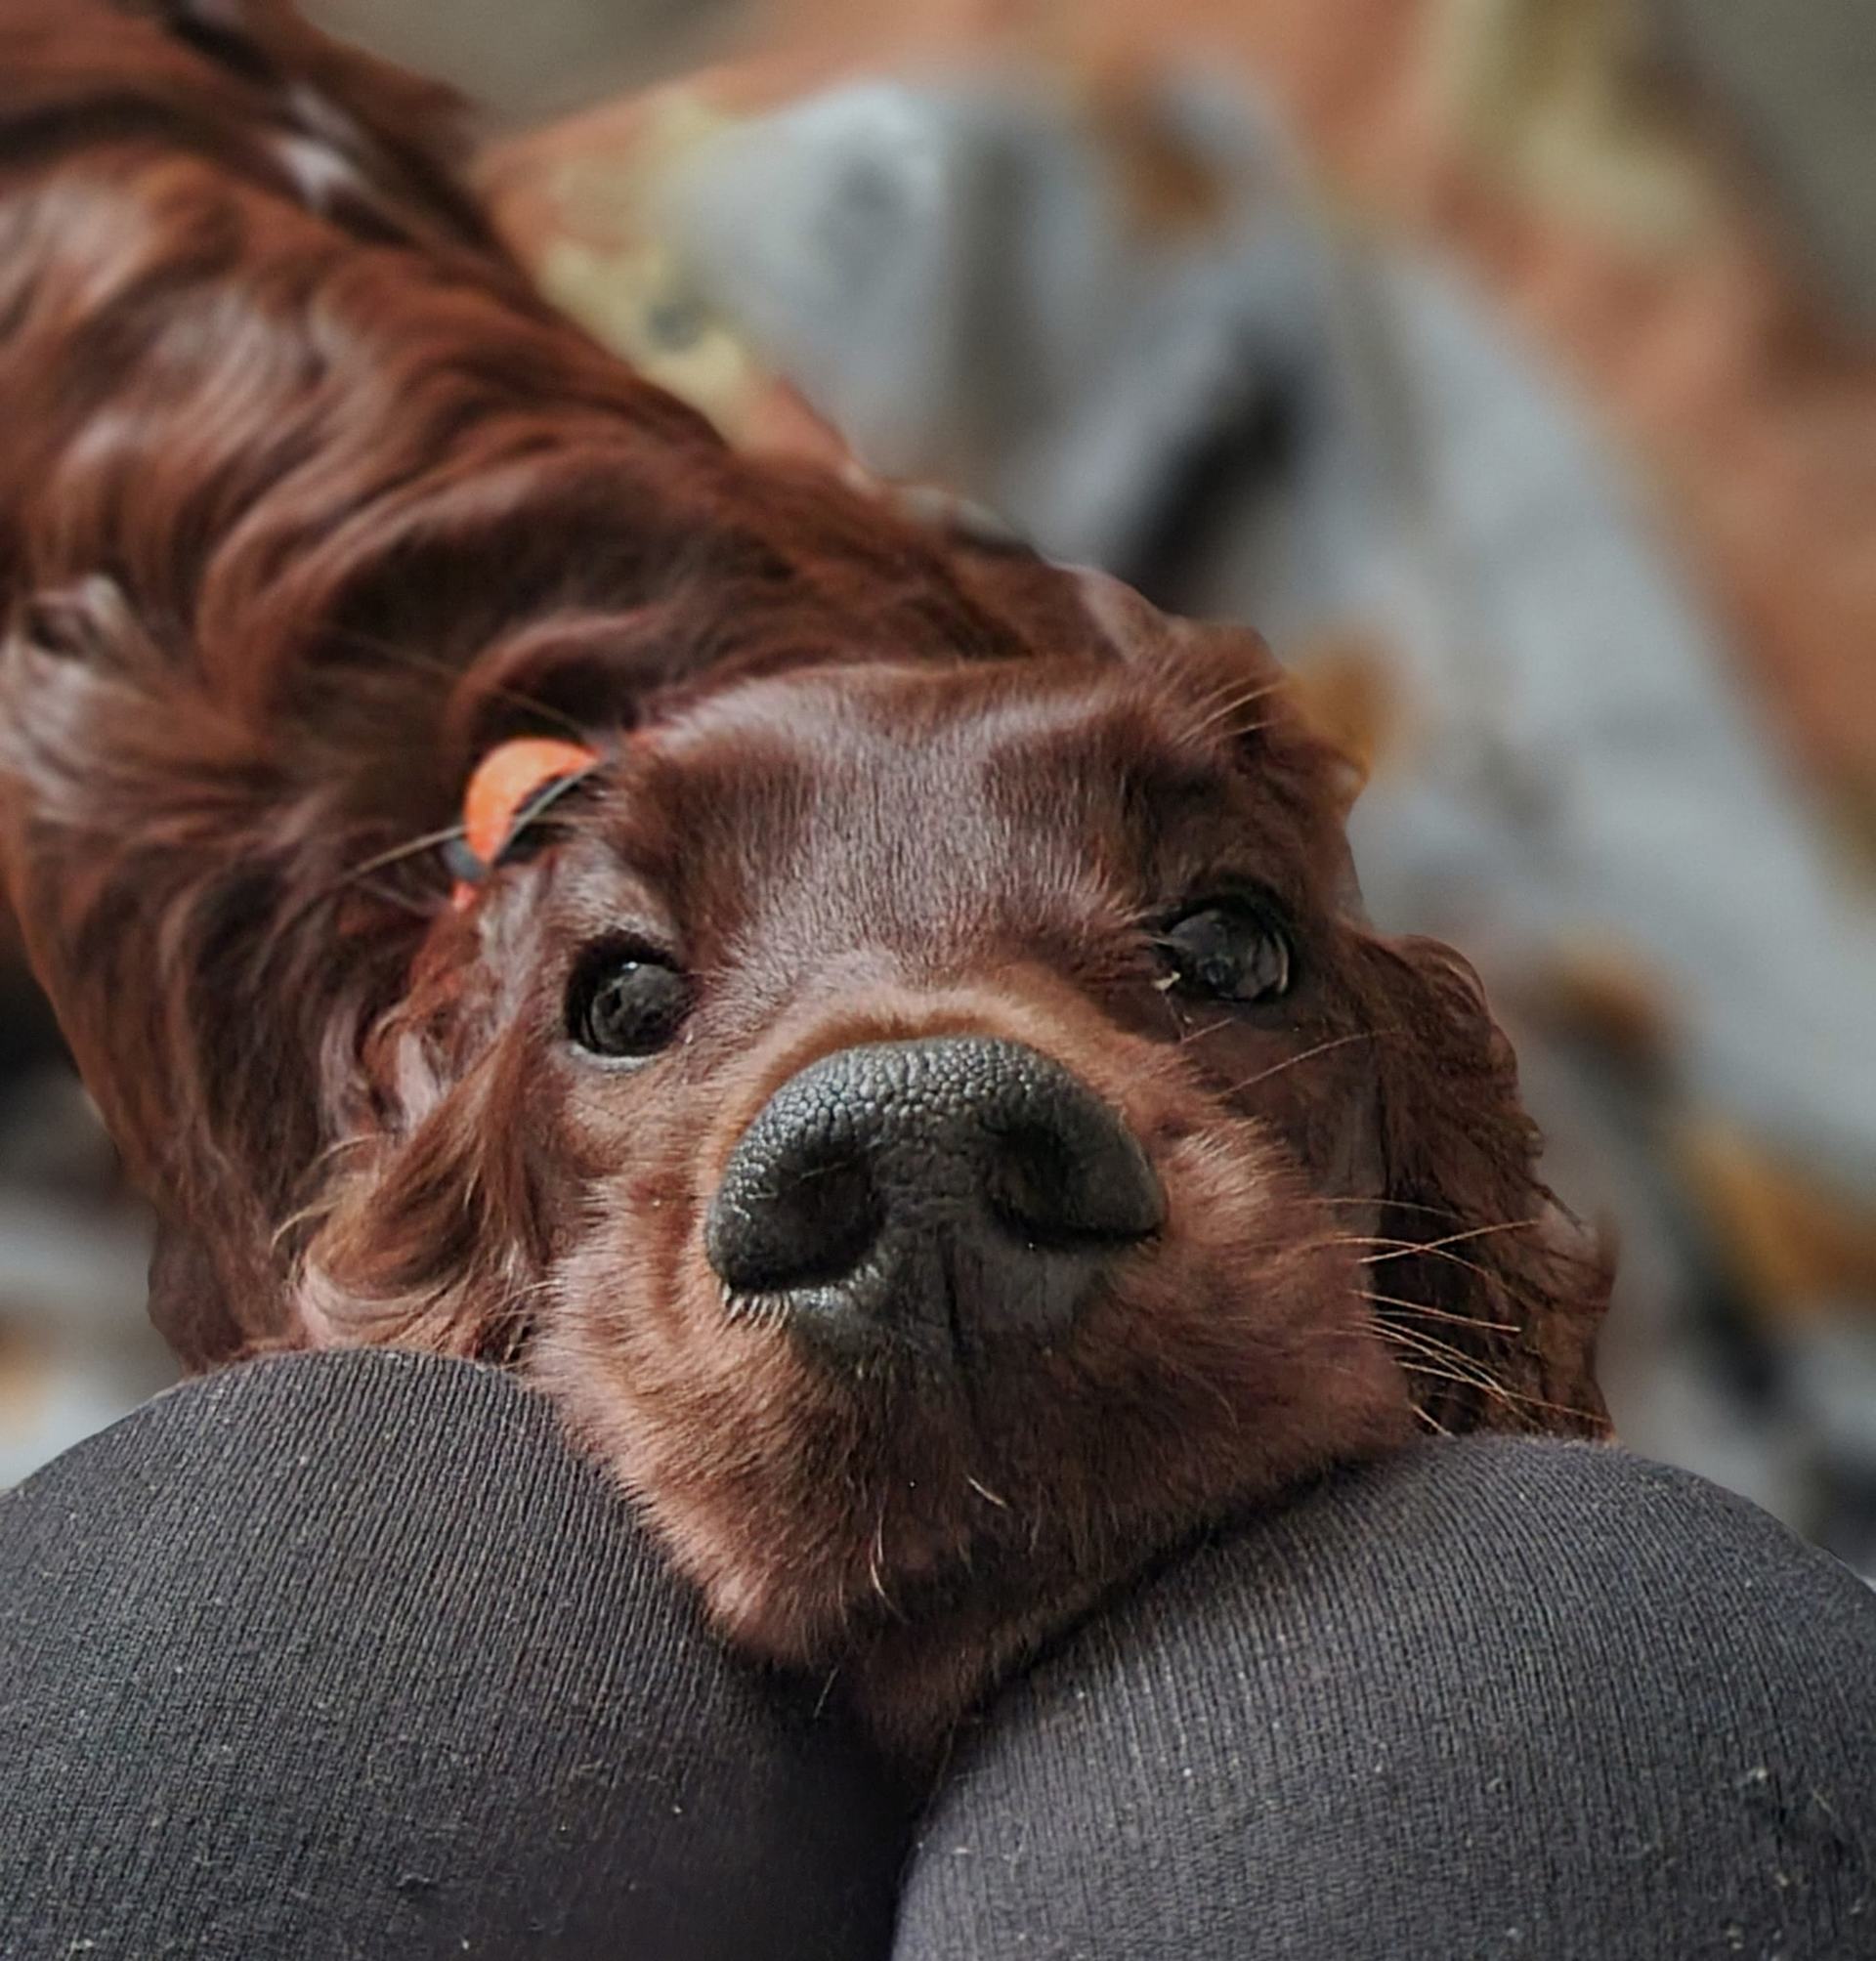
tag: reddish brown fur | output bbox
[0,0,1608,1757]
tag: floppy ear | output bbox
[291,944,548,1364]
[1354,930,1612,1437]
[0,576,444,1364]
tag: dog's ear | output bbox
[1353,931,1612,1437]
[0,576,440,1364]
[291,949,547,1364]
[1071,570,1609,1433]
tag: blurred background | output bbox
[2,0,1871,1573]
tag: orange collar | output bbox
[448,737,601,909]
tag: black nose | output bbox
[704,1036,1163,1357]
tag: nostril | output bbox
[983,1115,1164,1251]
[776,1147,881,1288]
[706,1140,882,1297]
[983,1120,1098,1249]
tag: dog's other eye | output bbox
[1157,900,1293,1004]
[568,947,689,1058]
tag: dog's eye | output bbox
[1157,901,1293,1004]
[567,948,689,1059]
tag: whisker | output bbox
[296,755,612,934]
[1379,1319,1498,1375]
[1356,1219,1543,1264]
[868,1509,902,1620]
[1222,1029,1398,1093]
[353,878,436,917]
[1377,1324,1532,1415]
[965,1474,1010,1511]
[1380,1322,1601,1424]
[1300,1219,1561,1324]
[1304,1195,1474,1224]
[1174,1008,1239,1047]
[1186,679,1283,742]
[1484,1382,1605,1424]
[309,1133,374,1172]
[270,822,467,939]
[1367,1241,1556,1325]
[1190,672,1274,716]
[1396,1357,1498,1395]
[1360,1290,1517,1334]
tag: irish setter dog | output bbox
[0,0,1607,1755]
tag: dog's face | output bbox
[291,611,1602,1752]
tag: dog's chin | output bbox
[676,1324,1410,1766]
[533,1200,1415,1761]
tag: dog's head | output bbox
[256,571,1602,1749]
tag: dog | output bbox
[0,0,1608,1757]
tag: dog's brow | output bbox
[972,682,1222,772]
[983,707,1232,818]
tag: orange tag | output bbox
[451,737,600,909]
